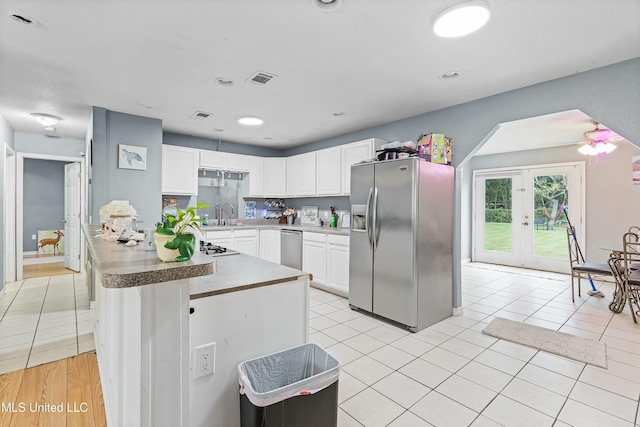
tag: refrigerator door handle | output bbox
[372,186,379,251]
[365,187,374,248]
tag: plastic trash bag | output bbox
[238,343,340,407]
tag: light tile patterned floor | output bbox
[0,273,95,374]
[309,263,640,427]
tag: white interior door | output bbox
[474,163,584,273]
[64,163,81,272]
[4,145,16,284]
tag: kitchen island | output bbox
[84,226,310,427]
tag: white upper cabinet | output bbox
[341,138,381,195]
[248,156,264,197]
[316,147,341,195]
[286,156,297,197]
[263,158,287,197]
[162,145,199,195]
[227,153,250,172]
[286,152,316,197]
[200,151,250,172]
[199,150,227,170]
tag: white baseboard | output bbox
[452,306,464,316]
[23,254,65,265]
[309,280,348,299]
[461,258,472,264]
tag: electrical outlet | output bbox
[194,342,215,379]
[32,234,36,240]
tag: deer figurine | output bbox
[38,230,64,255]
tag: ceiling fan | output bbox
[577,120,621,155]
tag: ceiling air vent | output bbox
[247,71,277,85]
[189,111,213,120]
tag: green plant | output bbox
[156,203,211,235]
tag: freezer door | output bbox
[348,163,375,312]
[373,159,417,327]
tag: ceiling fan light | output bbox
[603,142,617,154]
[578,144,597,156]
[433,1,490,38]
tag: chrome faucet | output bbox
[218,202,234,226]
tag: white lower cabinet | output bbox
[259,229,281,264]
[302,232,349,296]
[303,232,327,283]
[326,234,350,293]
[205,229,258,257]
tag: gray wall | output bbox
[14,133,85,157]
[0,113,15,291]
[91,108,163,227]
[23,159,66,252]
[163,132,282,157]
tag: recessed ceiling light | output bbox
[264,137,272,140]
[333,112,347,117]
[440,71,461,79]
[215,77,235,86]
[433,1,490,38]
[310,0,342,12]
[238,116,264,126]
[31,113,61,127]
[213,128,225,132]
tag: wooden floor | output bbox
[0,352,106,426]
[23,262,75,279]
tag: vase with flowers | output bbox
[154,203,210,262]
[283,208,297,225]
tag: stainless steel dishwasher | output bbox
[281,229,302,270]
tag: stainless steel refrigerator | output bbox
[349,157,453,332]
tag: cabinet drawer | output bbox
[303,232,327,244]
[233,229,257,238]
[327,234,349,246]
[205,231,233,240]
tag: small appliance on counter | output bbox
[199,241,239,257]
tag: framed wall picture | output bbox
[118,144,147,170]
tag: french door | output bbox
[473,163,584,273]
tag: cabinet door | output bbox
[264,158,287,197]
[286,157,297,197]
[341,139,374,194]
[259,230,281,264]
[227,153,250,172]
[162,145,199,195]
[327,236,350,292]
[234,236,258,257]
[316,147,341,195]
[302,241,326,283]
[200,150,228,170]
[297,152,316,196]
[248,156,264,197]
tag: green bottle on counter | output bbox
[330,206,337,228]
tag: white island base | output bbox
[189,278,309,427]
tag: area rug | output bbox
[482,317,607,368]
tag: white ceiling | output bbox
[0,0,639,149]
[475,109,626,156]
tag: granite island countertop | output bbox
[83,225,215,288]
[189,253,310,299]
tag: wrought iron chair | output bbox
[622,231,640,323]
[566,226,613,302]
